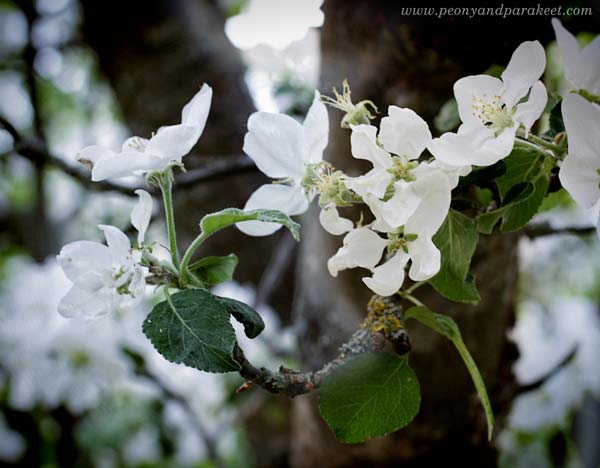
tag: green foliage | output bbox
[429,209,480,304]
[199,208,300,241]
[143,289,241,373]
[478,149,550,234]
[318,353,420,444]
[404,306,494,440]
[189,254,239,286]
[217,295,265,339]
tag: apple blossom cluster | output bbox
[55,19,600,317]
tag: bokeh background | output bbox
[0,1,599,467]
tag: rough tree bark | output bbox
[289,1,555,467]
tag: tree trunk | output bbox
[289,1,554,466]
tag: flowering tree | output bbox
[54,15,600,458]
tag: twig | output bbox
[234,295,410,396]
[522,223,596,239]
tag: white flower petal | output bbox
[57,241,111,285]
[327,227,387,276]
[552,19,600,94]
[427,159,471,189]
[343,168,393,199]
[58,285,113,318]
[98,225,132,264]
[405,169,451,237]
[362,250,409,296]
[514,80,548,133]
[454,75,504,126]
[244,111,305,179]
[350,124,392,169]
[181,84,213,132]
[91,151,165,181]
[121,136,149,153]
[407,236,441,281]
[77,145,110,168]
[145,124,199,161]
[131,189,153,245]
[559,147,600,209]
[236,184,308,236]
[365,180,421,229]
[303,90,329,164]
[501,40,546,109]
[561,93,600,159]
[319,206,353,235]
[379,106,432,159]
[428,123,516,168]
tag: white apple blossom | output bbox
[552,18,600,96]
[57,190,153,318]
[236,90,328,236]
[428,41,548,167]
[78,84,212,181]
[558,93,600,237]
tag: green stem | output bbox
[403,293,425,308]
[514,138,554,159]
[525,133,562,153]
[159,174,180,270]
[404,281,426,295]
[179,231,209,281]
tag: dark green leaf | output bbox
[217,296,265,339]
[477,149,550,233]
[200,208,300,241]
[404,306,494,440]
[143,289,240,373]
[429,209,480,304]
[189,254,238,286]
[318,353,420,444]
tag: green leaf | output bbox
[429,209,480,304]
[217,296,265,339]
[318,353,420,444]
[189,254,238,286]
[143,289,240,373]
[404,306,494,440]
[200,208,300,241]
[477,149,550,234]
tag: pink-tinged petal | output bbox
[379,106,431,159]
[91,151,165,181]
[362,250,409,296]
[303,90,329,164]
[501,41,546,109]
[145,124,199,161]
[236,184,308,236]
[181,84,213,132]
[131,190,153,245]
[244,112,305,179]
[58,285,113,318]
[349,124,392,169]
[319,206,353,235]
[57,241,111,285]
[514,80,548,133]
[407,236,441,281]
[454,75,503,126]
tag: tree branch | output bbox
[522,223,596,239]
[234,295,410,397]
